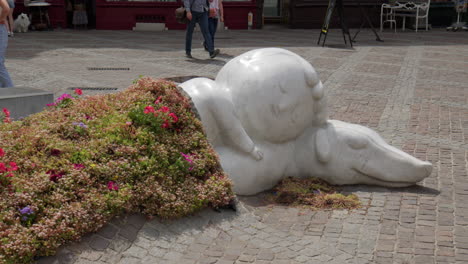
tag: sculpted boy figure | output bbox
[179,48,432,195]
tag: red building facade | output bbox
[13,0,259,30]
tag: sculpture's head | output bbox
[215,48,327,143]
[306,120,432,187]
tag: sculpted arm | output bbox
[208,95,263,160]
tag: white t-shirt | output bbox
[209,0,219,18]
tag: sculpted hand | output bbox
[250,146,263,161]
[187,12,192,21]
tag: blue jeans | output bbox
[185,11,214,54]
[208,18,218,47]
[0,25,13,88]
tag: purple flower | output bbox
[313,189,321,195]
[72,122,88,129]
[19,206,33,215]
[21,216,28,221]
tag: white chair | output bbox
[381,3,398,32]
[393,1,431,32]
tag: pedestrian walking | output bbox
[0,0,13,88]
[6,0,13,36]
[203,0,223,52]
[184,0,220,59]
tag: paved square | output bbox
[8,28,468,264]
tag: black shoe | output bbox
[185,52,192,58]
[209,49,220,59]
[202,41,208,51]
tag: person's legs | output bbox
[198,12,214,53]
[0,24,13,88]
[207,18,216,47]
[185,14,198,56]
[209,18,218,47]
[8,9,14,35]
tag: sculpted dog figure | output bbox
[179,48,432,195]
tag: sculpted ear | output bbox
[315,127,331,163]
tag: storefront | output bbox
[14,0,258,30]
[95,0,258,30]
[13,0,462,30]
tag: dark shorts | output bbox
[7,0,15,9]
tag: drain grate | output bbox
[67,87,119,91]
[163,76,214,83]
[87,67,130,71]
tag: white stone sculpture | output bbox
[179,48,432,195]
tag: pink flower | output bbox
[154,96,162,104]
[107,181,119,191]
[126,121,132,126]
[159,106,170,113]
[144,106,155,114]
[180,152,194,171]
[169,113,178,123]
[46,170,65,182]
[7,162,18,171]
[180,152,193,163]
[73,164,85,170]
[46,103,56,107]
[0,162,6,173]
[161,121,170,128]
[75,89,83,95]
[56,93,73,102]
[0,148,4,157]
[50,149,61,156]
[2,108,10,117]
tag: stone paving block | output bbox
[117,256,140,264]
[109,235,133,253]
[97,224,119,239]
[89,235,111,251]
[118,224,140,242]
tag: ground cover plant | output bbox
[269,177,360,210]
[0,78,233,264]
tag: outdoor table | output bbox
[26,2,52,30]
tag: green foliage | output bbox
[0,78,233,264]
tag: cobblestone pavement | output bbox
[6,27,468,264]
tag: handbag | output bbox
[175,0,194,24]
[175,6,188,24]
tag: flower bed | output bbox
[0,78,234,264]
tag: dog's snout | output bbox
[421,161,432,176]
